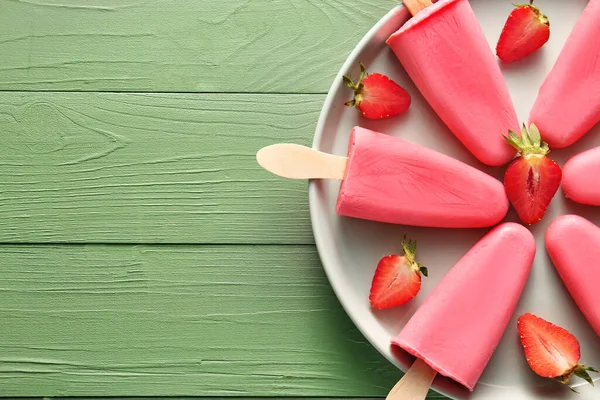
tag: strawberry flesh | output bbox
[518,313,579,378]
[358,73,411,119]
[503,124,562,225]
[518,313,599,389]
[369,237,427,310]
[344,62,411,119]
[505,154,561,224]
[497,2,550,63]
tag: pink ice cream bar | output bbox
[546,215,600,336]
[529,0,600,148]
[562,147,600,205]
[336,127,508,228]
[386,0,519,166]
[392,223,535,391]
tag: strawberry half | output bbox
[369,236,427,310]
[518,313,599,392]
[504,123,562,225]
[496,0,550,62]
[343,62,411,119]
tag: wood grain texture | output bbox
[17,398,444,400]
[0,244,425,397]
[0,2,450,398]
[0,0,398,93]
[0,92,323,244]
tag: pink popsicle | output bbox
[392,223,535,391]
[336,127,509,228]
[386,0,519,166]
[562,147,600,205]
[546,215,600,336]
[529,0,600,148]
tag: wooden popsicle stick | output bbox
[386,359,438,400]
[256,144,347,180]
[402,0,433,16]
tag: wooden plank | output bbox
[15,392,447,400]
[0,0,399,93]
[0,92,322,244]
[0,244,439,398]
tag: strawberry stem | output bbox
[401,236,427,278]
[401,235,417,263]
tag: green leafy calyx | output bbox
[553,364,599,393]
[504,123,550,157]
[343,62,367,108]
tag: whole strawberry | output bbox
[518,313,599,391]
[497,0,550,62]
[344,62,411,119]
[369,236,427,310]
[504,123,562,225]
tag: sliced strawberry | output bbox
[344,62,411,119]
[369,237,427,310]
[518,313,599,391]
[504,124,562,225]
[496,1,550,63]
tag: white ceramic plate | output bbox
[309,1,600,399]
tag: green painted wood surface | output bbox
[0,92,318,244]
[0,0,449,399]
[21,399,428,400]
[8,399,430,400]
[0,0,397,93]
[0,244,404,397]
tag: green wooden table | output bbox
[0,1,445,398]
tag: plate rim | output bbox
[307,2,600,399]
[307,4,463,400]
